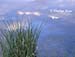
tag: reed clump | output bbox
[0,20,41,57]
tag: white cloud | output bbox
[0,0,74,15]
[17,11,41,16]
[32,12,41,16]
[17,11,24,15]
[48,15,59,19]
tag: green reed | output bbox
[0,20,41,57]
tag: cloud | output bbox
[0,0,36,15]
[17,11,41,16]
[0,0,74,15]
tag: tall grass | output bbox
[0,20,41,57]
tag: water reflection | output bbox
[0,0,75,57]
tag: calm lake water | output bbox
[0,0,75,56]
[32,15,75,57]
[0,13,75,57]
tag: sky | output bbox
[0,0,74,15]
